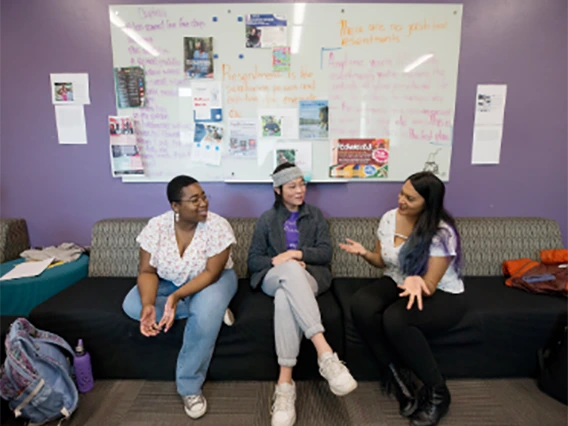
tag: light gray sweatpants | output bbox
[261,261,325,367]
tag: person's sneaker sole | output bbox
[272,412,296,426]
[224,308,235,326]
[329,379,358,396]
[184,399,207,419]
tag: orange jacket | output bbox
[502,249,568,297]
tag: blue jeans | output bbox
[122,269,238,396]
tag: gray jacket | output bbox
[247,203,333,293]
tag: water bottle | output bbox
[73,339,94,393]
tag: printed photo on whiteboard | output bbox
[245,14,287,48]
[274,141,312,173]
[228,119,257,158]
[54,83,74,102]
[184,37,214,79]
[230,138,257,158]
[109,116,135,136]
[258,108,299,140]
[329,138,389,178]
[50,73,90,105]
[114,67,146,108]
[109,116,143,177]
[273,47,291,72]
[262,116,282,137]
[191,81,222,122]
[276,149,295,165]
[110,145,144,177]
[194,123,223,144]
[299,100,329,139]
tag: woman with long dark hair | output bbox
[340,171,465,426]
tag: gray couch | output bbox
[28,216,566,381]
[0,218,31,405]
[0,219,30,264]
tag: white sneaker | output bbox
[182,393,207,419]
[224,308,235,326]
[271,382,296,426]
[318,352,358,396]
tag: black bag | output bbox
[537,325,567,405]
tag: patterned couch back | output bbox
[0,218,30,264]
[89,216,563,278]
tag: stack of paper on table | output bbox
[0,258,55,281]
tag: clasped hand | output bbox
[272,250,303,266]
[140,293,179,337]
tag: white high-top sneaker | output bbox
[182,393,207,419]
[271,382,296,426]
[318,352,358,396]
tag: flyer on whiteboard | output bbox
[329,138,389,178]
[299,100,329,139]
[114,67,146,108]
[272,47,291,72]
[228,119,257,158]
[245,14,288,48]
[109,116,144,177]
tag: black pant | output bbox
[351,276,465,387]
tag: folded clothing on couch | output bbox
[540,249,568,265]
[20,243,85,263]
[502,257,567,297]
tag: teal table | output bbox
[0,255,89,316]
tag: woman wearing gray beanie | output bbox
[248,162,357,426]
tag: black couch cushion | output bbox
[332,276,567,379]
[29,277,344,381]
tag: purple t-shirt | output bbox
[284,212,300,249]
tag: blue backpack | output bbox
[0,318,78,425]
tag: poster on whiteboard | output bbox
[329,138,389,178]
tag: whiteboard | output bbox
[108,3,463,182]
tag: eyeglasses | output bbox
[177,193,209,205]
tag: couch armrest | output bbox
[0,219,30,263]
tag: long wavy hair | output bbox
[398,172,462,277]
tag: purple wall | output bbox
[1,0,567,247]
